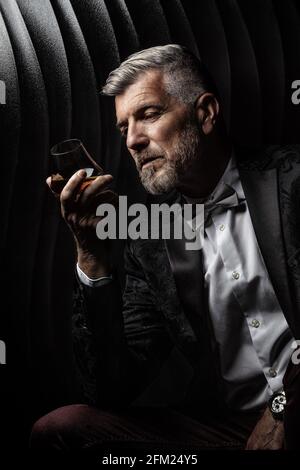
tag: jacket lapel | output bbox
[239,166,295,330]
[164,235,205,340]
[161,190,205,339]
[276,155,300,336]
[163,202,227,401]
[147,190,206,339]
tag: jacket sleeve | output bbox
[72,241,173,409]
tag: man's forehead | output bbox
[115,70,168,116]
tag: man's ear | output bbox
[194,92,219,135]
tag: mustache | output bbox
[134,152,165,171]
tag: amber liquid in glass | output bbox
[50,139,104,194]
[51,175,98,194]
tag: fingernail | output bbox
[78,170,86,177]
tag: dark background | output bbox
[0,0,300,450]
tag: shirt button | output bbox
[232,271,240,280]
[251,319,260,328]
[269,368,277,378]
[219,224,225,231]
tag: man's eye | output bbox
[120,128,128,137]
[144,111,160,119]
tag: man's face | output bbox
[115,70,202,194]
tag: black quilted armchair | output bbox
[0,0,300,447]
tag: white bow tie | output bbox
[184,184,244,232]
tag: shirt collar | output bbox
[183,152,245,205]
[210,153,245,203]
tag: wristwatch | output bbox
[268,390,286,421]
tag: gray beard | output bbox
[139,120,201,195]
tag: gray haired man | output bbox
[31,45,300,450]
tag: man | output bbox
[31,44,300,450]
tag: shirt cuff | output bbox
[76,263,113,288]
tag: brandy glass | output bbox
[50,139,104,194]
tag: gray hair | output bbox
[102,44,217,105]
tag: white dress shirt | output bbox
[184,156,294,410]
[77,264,112,287]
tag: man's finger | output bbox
[79,174,113,205]
[86,190,119,212]
[46,176,61,199]
[60,170,87,204]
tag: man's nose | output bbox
[126,123,149,152]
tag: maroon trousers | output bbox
[30,404,262,451]
[30,359,300,451]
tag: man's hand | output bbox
[246,407,284,450]
[47,170,117,278]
